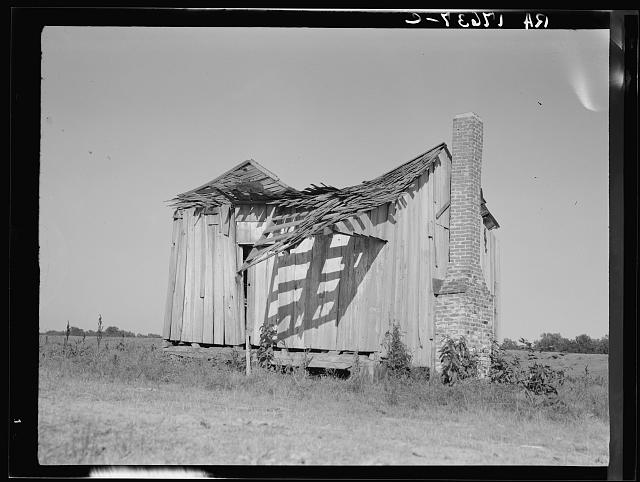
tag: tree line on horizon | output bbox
[501,332,609,354]
[41,325,162,339]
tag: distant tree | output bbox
[104,326,120,336]
[575,334,595,353]
[535,333,571,352]
[147,333,162,338]
[69,326,85,337]
[595,335,609,354]
[500,338,519,350]
[527,332,609,354]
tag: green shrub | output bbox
[517,338,565,400]
[489,339,520,384]
[257,323,278,369]
[382,323,412,378]
[438,336,478,385]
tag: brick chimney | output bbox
[434,112,494,375]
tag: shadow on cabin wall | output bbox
[263,234,386,348]
[253,175,432,350]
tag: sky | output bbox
[39,26,609,341]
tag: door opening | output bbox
[239,245,253,322]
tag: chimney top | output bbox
[453,111,482,121]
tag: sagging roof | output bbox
[170,159,297,209]
[167,143,499,273]
[239,143,449,271]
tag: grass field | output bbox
[38,335,609,465]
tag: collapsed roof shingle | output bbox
[239,143,449,271]
[167,142,499,272]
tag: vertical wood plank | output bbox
[192,213,204,344]
[163,217,179,339]
[335,234,353,350]
[235,244,244,346]
[223,213,240,345]
[302,236,320,349]
[203,219,214,344]
[493,237,502,342]
[316,234,339,350]
[171,215,187,341]
[171,212,187,341]
[212,225,225,344]
[262,254,279,342]
[181,209,194,342]
[246,264,256,343]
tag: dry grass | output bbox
[38,336,609,465]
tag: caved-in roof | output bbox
[167,143,499,273]
[169,159,297,209]
[240,143,449,271]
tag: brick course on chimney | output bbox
[435,112,494,375]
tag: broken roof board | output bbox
[167,143,499,272]
[170,159,297,209]
[239,144,449,271]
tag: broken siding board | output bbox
[163,218,179,339]
[203,219,214,344]
[236,221,265,244]
[234,204,267,222]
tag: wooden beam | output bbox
[435,200,451,220]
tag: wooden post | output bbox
[245,326,251,376]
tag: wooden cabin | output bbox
[162,112,500,369]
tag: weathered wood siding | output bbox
[481,227,501,338]
[161,152,505,370]
[241,154,453,367]
[164,206,244,345]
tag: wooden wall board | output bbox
[171,215,187,341]
[181,208,194,341]
[163,218,179,339]
[222,211,241,345]
[203,218,214,344]
[212,224,225,345]
[192,214,204,344]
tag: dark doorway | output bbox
[239,244,253,320]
